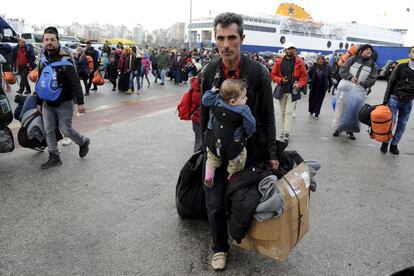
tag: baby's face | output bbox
[232,89,247,106]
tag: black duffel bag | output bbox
[175,150,207,219]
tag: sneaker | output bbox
[112,88,116,91]
[211,252,228,270]
[79,137,90,158]
[147,83,151,88]
[41,154,62,169]
[347,132,356,140]
[283,133,289,143]
[126,89,133,95]
[62,137,72,146]
[390,144,399,155]
[332,130,340,137]
[380,142,389,153]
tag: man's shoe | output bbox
[211,252,228,270]
[41,154,62,169]
[160,83,164,85]
[85,92,90,96]
[283,133,289,143]
[79,138,90,157]
[347,132,356,140]
[16,89,23,94]
[24,90,31,95]
[62,137,72,146]
[380,142,389,153]
[126,89,133,95]
[390,144,399,155]
[91,87,98,91]
[332,130,340,137]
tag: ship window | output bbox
[280,36,286,44]
[244,25,276,33]
[327,41,332,48]
[339,42,344,49]
[345,43,349,49]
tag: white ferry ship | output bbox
[186,3,406,54]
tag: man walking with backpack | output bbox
[85,41,100,91]
[36,27,90,169]
[381,46,414,154]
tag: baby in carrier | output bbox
[202,79,256,187]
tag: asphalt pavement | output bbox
[1,75,413,276]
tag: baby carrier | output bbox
[204,105,247,160]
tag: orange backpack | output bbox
[338,44,359,67]
[86,55,94,72]
[370,105,394,142]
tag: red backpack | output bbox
[177,88,196,120]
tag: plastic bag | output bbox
[332,80,365,133]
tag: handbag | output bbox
[272,84,283,100]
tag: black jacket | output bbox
[36,47,84,107]
[200,55,278,165]
[225,166,273,243]
[85,46,99,71]
[384,63,414,103]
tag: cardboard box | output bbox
[236,163,311,261]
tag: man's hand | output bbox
[351,77,358,84]
[78,104,86,114]
[268,160,279,171]
[282,76,289,84]
[37,104,42,114]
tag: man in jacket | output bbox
[381,46,414,154]
[157,47,170,85]
[12,38,36,94]
[271,43,308,142]
[36,27,90,169]
[200,12,279,270]
[335,44,378,140]
[85,41,100,91]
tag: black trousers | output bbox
[88,71,97,90]
[203,162,230,253]
[18,65,31,92]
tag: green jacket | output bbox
[158,52,170,70]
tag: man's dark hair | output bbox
[214,12,244,38]
[43,26,59,40]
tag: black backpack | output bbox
[0,93,13,126]
[0,126,15,153]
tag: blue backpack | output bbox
[35,55,73,101]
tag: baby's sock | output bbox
[204,165,216,187]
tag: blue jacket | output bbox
[202,89,256,140]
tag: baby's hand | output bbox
[211,86,219,92]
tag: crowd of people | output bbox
[1,11,413,272]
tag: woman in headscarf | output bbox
[308,55,332,119]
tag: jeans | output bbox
[389,96,413,145]
[160,69,167,84]
[129,71,140,90]
[42,101,85,155]
[203,162,230,253]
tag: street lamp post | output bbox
[188,0,192,50]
